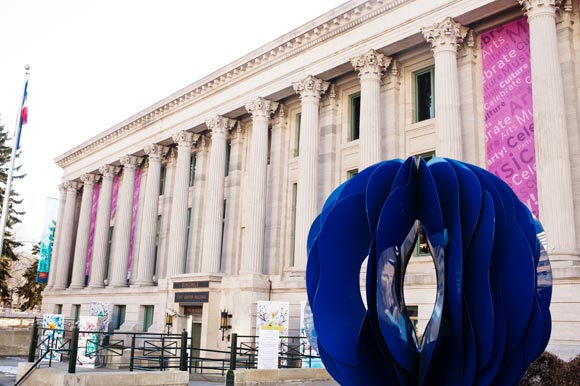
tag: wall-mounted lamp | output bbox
[219,309,232,341]
[165,312,174,334]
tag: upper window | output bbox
[415,67,435,122]
[267,125,272,165]
[294,113,301,157]
[159,165,167,195]
[349,93,361,141]
[347,169,359,179]
[225,139,231,176]
[189,153,196,186]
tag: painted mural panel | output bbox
[40,314,64,362]
[481,17,538,217]
[90,301,113,332]
[77,315,103,368]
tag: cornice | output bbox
[54,0,411,169]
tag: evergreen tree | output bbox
[0,116,24,303]
[16,243,45,311]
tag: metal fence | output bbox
[16,319,321,385]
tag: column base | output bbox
[87,284,105,289]
[68,284,86,290]
[108,281,129,288]
[132,280,155,287]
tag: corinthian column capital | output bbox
[144,144,169,161]
[422,17,469,52]
[120,154,143,170]
[172,131,195,148]
[292,75,330,99]
[99,164,120,178]
[206,116,236,136]
[245,97,279,119]
[350,49,392,78]
[518,0,560,19]
[63,180,81,192]
[80,173,100,186]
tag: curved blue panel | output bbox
[306,157,552,386]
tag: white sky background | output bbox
[0,0,345,248]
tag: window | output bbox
[415,151,435,256]
[349,93,361,141]
[104,226,114,279]
[294,113,301,157]
[114,305,126,330]
[219,200,226,271]
[184,208,192,270]
[154,215,162,275]
[72,304,81,322]
[347,169,359,179]
[55,304,62,314]
[290,183,298,266]
[159,164,167,195]
[143,305,154,332]
[415,67,435,122]
[189,153,196,186]
[267,125,272,165]
[225,140,231,176]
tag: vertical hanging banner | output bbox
[481,18,538,218]
[127,168,142,279]
[85,184,100,279]
[36,198,58,283]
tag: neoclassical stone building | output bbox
[43,0,580,357]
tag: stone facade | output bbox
[43,0,580,358]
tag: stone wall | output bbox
[0,329,30,356]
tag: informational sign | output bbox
[174,291,209,303]
[173,281,210,289]
[77,316,103,368]
[90,302,113,332]
[256,301,289,337]
[36,198,57,283]
[40,314,64,362]
[257,329,280,369]
[481,17,538,217]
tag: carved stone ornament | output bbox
[421,17,469,51]
[292,75,330,99]
[519,0,561,18]
[206,116,235,136]
[120,154,143,169]
[172,131,194,147]
[144,144,169,160]
[63,180,81,192]
[80,173,100,186]
[58,183,67,195]
[350,49,392,77]
[99,164,120,178]
[245,97,279,119]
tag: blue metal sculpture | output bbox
[306,157,552,386]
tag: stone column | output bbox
[108,155,142,287]
[69,174,99,289]
[519,0,579,261]
[88,165,119,288]
[351,49,391,168]
[292,75,329,270]
[385,61,401,159]
[135,144,168,286]
[166,131,195,276]
[201,116,235,273]
[46,184,67,289]
[53,181,80,290]
[240,97,278,274]
[187,136,209,273]
[422,17,468,159]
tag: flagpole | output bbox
[0,64,30,255]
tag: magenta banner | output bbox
[85,184,100,277]
[111,175,119,219]
[481,18,538,218]
[127,168,142,277]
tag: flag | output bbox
[15,76,29,149]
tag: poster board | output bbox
[40,314,64,362]
[77,316,103,368]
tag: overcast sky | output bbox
[0,0,346,247]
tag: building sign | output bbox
[481,17,538,218]
[174,291,209,303]
[173,281,210,289]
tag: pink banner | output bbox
[481,18,538,218]
[85,184,100,277]
[127,168,142,276]
[111,175,119,219]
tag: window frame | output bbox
[349,92,361,141]
[414,67,435,123]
